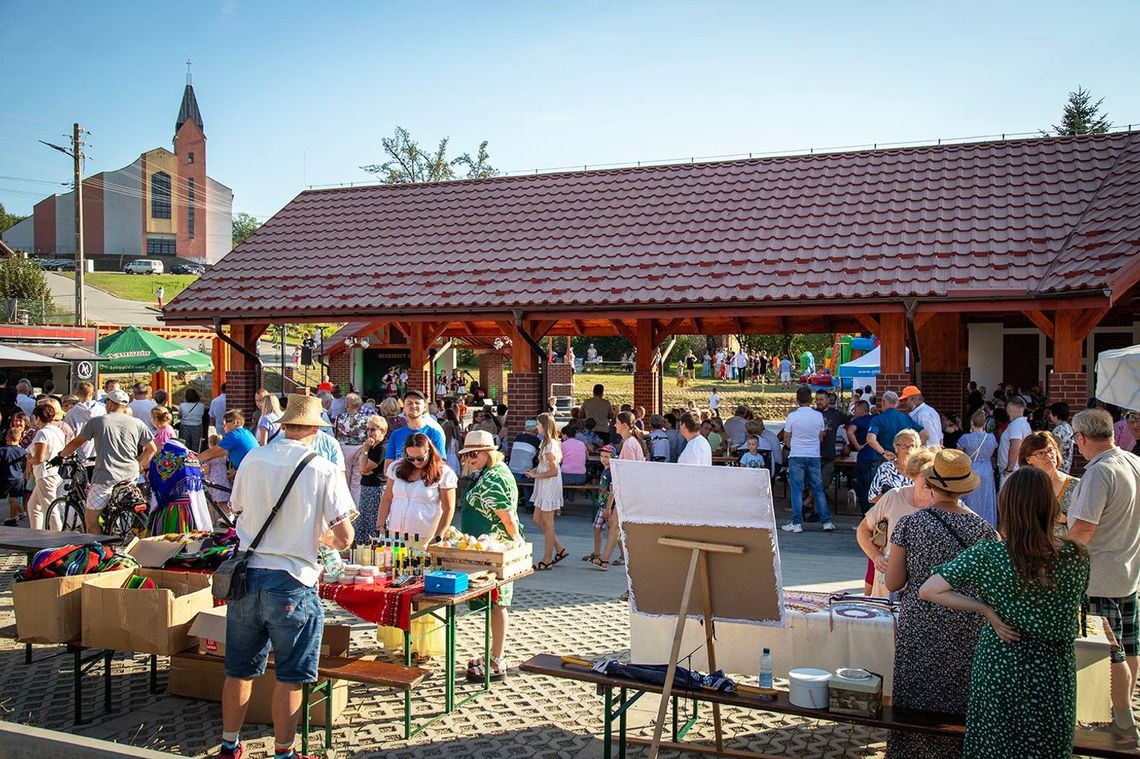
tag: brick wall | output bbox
[1048,371,1090,474]
[877,372,911,399]
[504,371,541,442]
[547,362,574,398]
[407,365,429,397]
[329,351,350,388]
[224,369,258,426]
[478,352,505,399]
[922,369,968,420]
[633,370,660,415]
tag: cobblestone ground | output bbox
[0,509,891,758]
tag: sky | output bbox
[1,0,1139,220]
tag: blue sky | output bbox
[2,0,1138,219]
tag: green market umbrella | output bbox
[98,326,213,374]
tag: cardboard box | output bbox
[123,535,206,569]
[189,607,351,660]
[81,568,214,655]
[12,569,133,644]
[169,623,353,726]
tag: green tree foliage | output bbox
[1051,87,1111,136]
[0,256,54,321]
[362,126,498,183]
[231,212,261,246]
[0,202,29,236]
[738,333,836,363]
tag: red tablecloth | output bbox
[319,579,424,631]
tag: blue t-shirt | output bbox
[851,414,877,463]
[867,408,922,454]
[385,422,446,461]
[739,451,767,469]
[219,427,258,469]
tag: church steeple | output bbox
[175,60,204,134]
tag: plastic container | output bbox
[829,668,883,718]
[759,648,773,689]
[788,668,832,709]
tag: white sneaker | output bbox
[847,491,857,510]
[781,522,803,533]
[822,522,836,531]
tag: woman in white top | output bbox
[855,447,936,598]
[528,412,566,570]
[177,388,208,452]
[255,393,282,446]
[376,431,458,542]
[27,403,66,530]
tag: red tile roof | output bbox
[165,132,1140,324]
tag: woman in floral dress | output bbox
[921,467,1089,758]
[459,430,520,682]
[956,409,998,527]
[885,449,998,758]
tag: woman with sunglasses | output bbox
[376,432,457,543]
[354,415,388,543]
[458,429,520,682]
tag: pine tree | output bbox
[1051,87,1111,136]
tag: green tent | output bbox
[98,326,213,374]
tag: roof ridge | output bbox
[1034,131,1139,293]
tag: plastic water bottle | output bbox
[759,648,773,689]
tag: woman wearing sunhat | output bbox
[458,429,520,682]
[883,448,998,758]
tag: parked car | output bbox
[42,259,76,271]
[170,263,204,275]
[123,259,164,275]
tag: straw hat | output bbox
[278,394,331,427]
[921,448,980,493]
[458,429,496,454]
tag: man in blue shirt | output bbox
[199,410,259,470]
[384,389,446,469]
[866,390,923,465]
[846,399,877,514]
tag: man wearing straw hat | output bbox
[216,394,355,759]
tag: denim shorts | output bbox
[224,568,324,683]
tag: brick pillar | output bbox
[328,351,350,388]
[1049,371,1091,473]
[546,362,574,398]
[877,372,911,399]
[406,366,428,396]
[225,369,258,423]
[478,351,505,399]
[633,370,660,415]
[922,369,968,420]
[505,371,541,442]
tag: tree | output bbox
[0,256,54,321]
[232,212,261,246]
[0,202,28,236]
[1050,87,1111,136]
[362,126,498,184]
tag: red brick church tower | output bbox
[173,64,207,261]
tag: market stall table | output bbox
[319,569,531,737]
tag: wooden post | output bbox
[699,551,724,752]
[1053,310,1082,373]
[634,319,660,414]
[878,313,906,374]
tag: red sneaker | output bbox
[215,744,242,759]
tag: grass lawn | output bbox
[572,369,800,420]
[61,272,198,302]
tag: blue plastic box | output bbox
[424,571,469,595]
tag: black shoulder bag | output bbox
[212,451,318,601]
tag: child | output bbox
[708,387,721,417]
[0,429,27,526]
[151,406,175,448]
[739,435,767,469]
[675,361,686,387]
[202,433,231,511]
[586,445,625,569]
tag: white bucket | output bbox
[788,667,832,709]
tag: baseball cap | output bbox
[600,444,618,457]
[105,389,130,405]
[403,389,426,400]
[899,385,922,400]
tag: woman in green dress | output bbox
[458,429,521,682]
[920,466,1090,758]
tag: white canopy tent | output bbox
[0,345,67,368]
[837,346,910,378]
[1095,344,1140,411]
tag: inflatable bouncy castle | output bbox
[823,335,878,389]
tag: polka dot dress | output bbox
[937,539,1090,758]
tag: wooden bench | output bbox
[521,653,1140,759]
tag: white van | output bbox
[124,259,164,275]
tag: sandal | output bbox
[533,561,553,571]
[581,552,598,562]
[466,656,509,682]
[613,557,625,566]
[589,556,609,571]
[551,548,569,565]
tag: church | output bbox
[2,74,233,265]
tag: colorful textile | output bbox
[319,579,424,630]
[147,441,212,534]
[17,543,138,581]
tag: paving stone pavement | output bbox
[0,505,891,758]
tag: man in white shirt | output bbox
[997,396,1032,483]
[63,381,105,470]
[647,415,671,461]
[15,379,35,417]
[677,413,712,466]
[733,349,750,384]
[900,385,942,447]
[219,394,354,759]
[209,383,227,434]
[128,383,158,432]
[328,385,347,421]
[754,419,783,477]
[723,406,750,450]
[779,387,833,533]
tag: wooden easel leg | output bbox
[648,547,702,759]
[699,551,724,752]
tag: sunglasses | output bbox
[406,454,429,463]
[463,451,484,460]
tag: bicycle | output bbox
[53,456,151,539]
[50,456,90,533]
[203,479,235,529]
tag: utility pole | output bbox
[40,124,87,325]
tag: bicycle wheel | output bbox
[53,496,84,532]
[104,507,149,540]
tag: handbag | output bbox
[212,451,317,601]
[870,518,890,549]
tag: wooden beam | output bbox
[1074,307,1110,341]
[776,316,787,337]
[693,317,706,335]
[733,317,747,335]
[532,320,557,340]
[853,313,880,335]
[879,313,907,374]
[913,312,935,331]
[609,319,637,342]
[1022,310,1055,340]
[1054,310,1083,373]
[425,320,450,346]
[570,319,585,335]
[390,321,410,339]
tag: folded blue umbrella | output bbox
[592,660,736,694]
